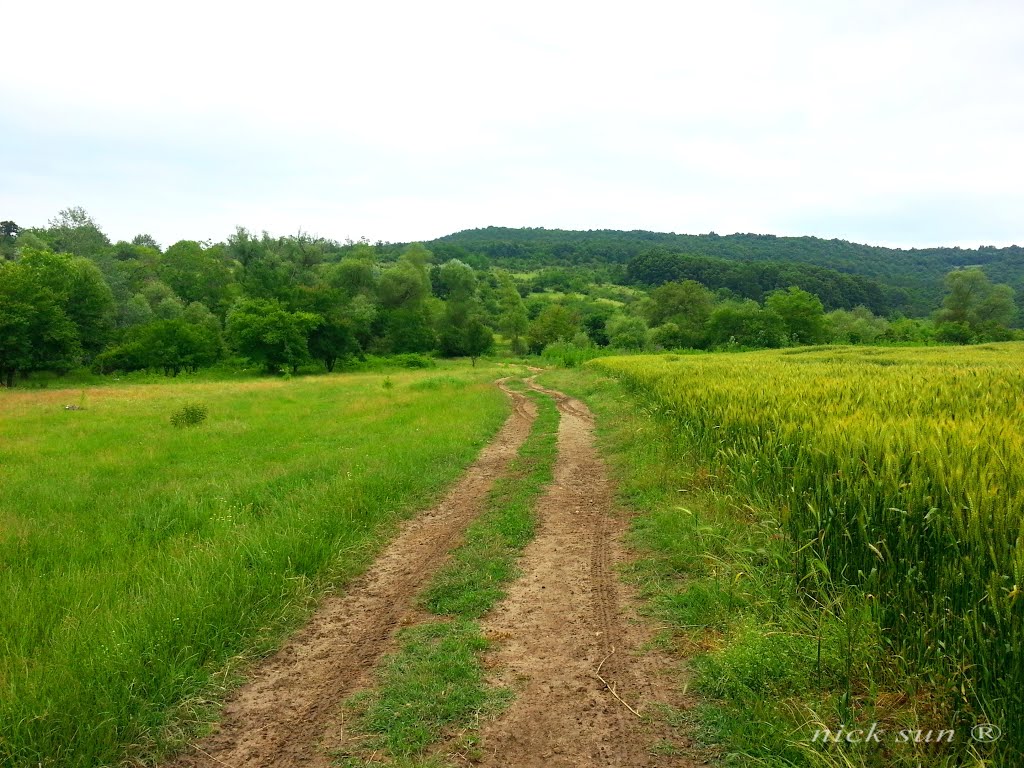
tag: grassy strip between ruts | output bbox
[336,384,560,766]
[536,366,985,768]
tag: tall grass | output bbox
[0,367,508,767]
[593,343,1024,762]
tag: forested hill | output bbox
[429,227,1024,314]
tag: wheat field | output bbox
[594,344,1024,757]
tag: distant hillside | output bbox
[430,227,1024,315]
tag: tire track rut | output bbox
[166,380,536,768]
[475,380,699,767]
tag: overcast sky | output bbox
[2,0,1022,249]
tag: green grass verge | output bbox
[536,367,976,768]
[338,385,560,765]
[0,365,510,768]
[337,620,506,767]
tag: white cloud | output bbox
[2,0,1022,247]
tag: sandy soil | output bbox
[473,380,705,767]
[166,381,536,768]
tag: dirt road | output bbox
[168,377,701,767]
[474,380,698,767]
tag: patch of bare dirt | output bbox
[166,380,536,768]
[475,381,707,767]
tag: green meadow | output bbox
[0,366,510,767]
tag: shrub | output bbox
[394,353,435,369]
[170,403,208,428]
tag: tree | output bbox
[326,258,378,298]
[646,280,713,347]
[705,301,787,348]
[17,249,115,356]
[605,314,648,350]
[346,294,378,355]
[937,268,1017,337]
[527,304,580,353]
[765,287,827,345]
[626,247,687,285]
[44,207,110,258]
[131,234,161,251]
[463,317,494,366]
[649,322,690,349]
[226,299,321,373]
[826,306,889,344]
[0,261,80,386]
[378,258,431,309]
[96,312,221,376]
[138,319,220,376]
[0,221,19,260]
[378,251,436,353]
[934,321,975,345]
[159,240,234,310]
[119,293,155,327]
[437,260,481,357]
[497,274,529,354]
[308,314,358,372]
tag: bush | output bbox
[394,353,435,369]
[170,403,208,428]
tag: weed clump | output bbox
[394,353,435,369]
[170,403,208,428]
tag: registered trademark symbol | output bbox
[971,723,1002,743]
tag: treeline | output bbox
[432,226,1024,315]
[0,209,502,384]
[0,210,1019,386]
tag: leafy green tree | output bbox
[131,234,161,251]
[463,317,495,366]
[154,295,185,320]
[0,221,19,260]
[527,304,580,353]
[605,314,648,350]
[119,293,155,327]
[437,260,481,357]
[934,321,975,345]
[705,301,787,348]
[226,299,321,373]
[384,307,437,353]
[225,227,267,267]
[0,261,80,385]
[18,249,115,356]
[937,268,1017,335]
[159,240,234,310]
[43,207,110,258]
[826,306,889,344]
[347,294,378,355]
[649,322,690,349]
[378,250,436,353]
[308,314,359,371]
[326,257,378,298]
[646,280,713,347]
[626,247,687,285]
[765,287,827,344]
[497,274,529,354]
[140,280,179,308]
[884,316,932,343]
[241,250,299,304]
[137,318,220,376]
[378,258,431,309]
